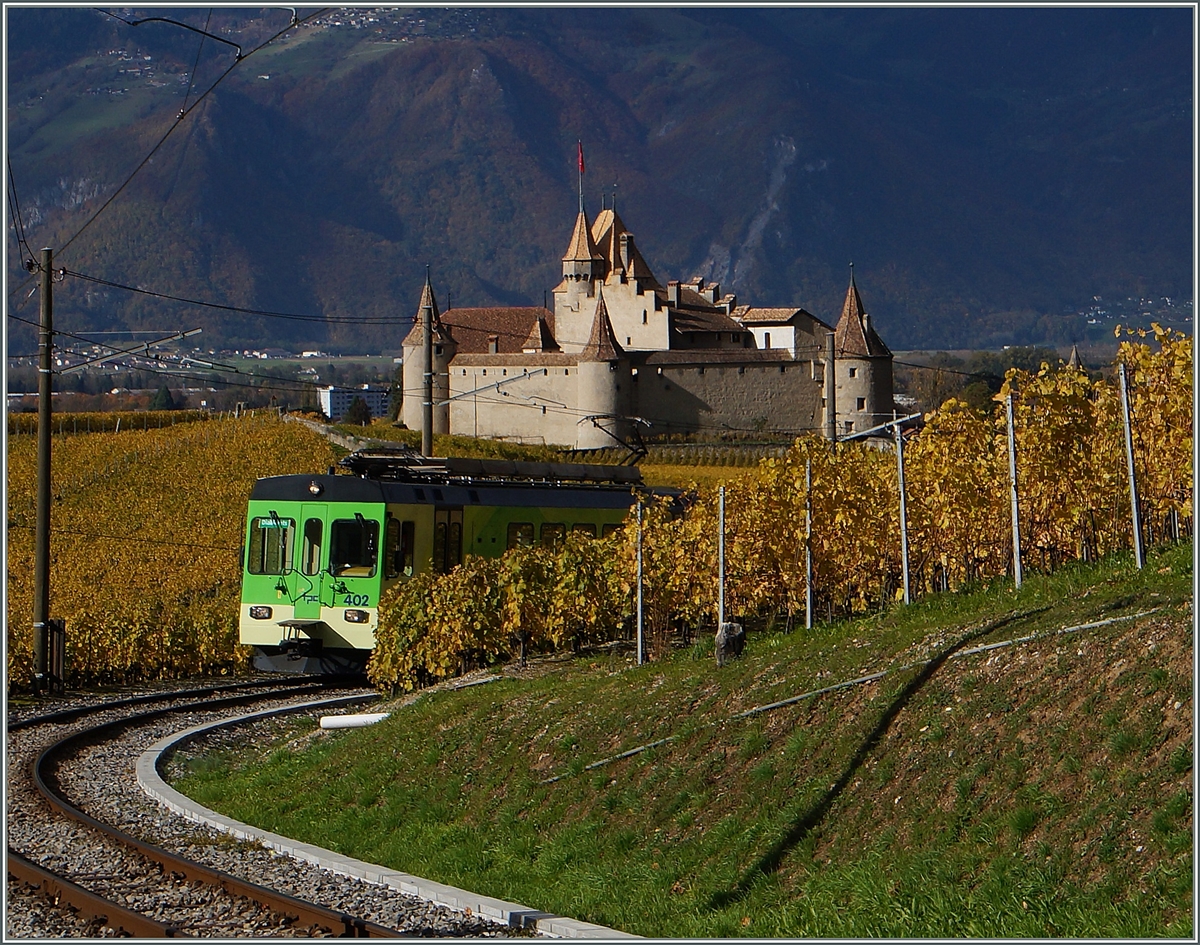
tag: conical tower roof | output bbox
[580,288,625,362]
[833,270,890,358]
[402,273,454,347]
[1066,344,1086,371]
[563,210,603,263]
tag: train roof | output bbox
[338,447,643,486]
[246,448,675,510]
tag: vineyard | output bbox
[368,327,1192,691]
[4,328,1190,693]
[5,413,337,687]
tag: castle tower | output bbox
[832,268,893,435]
[574,288,631,450]
[401,274,457,435]
[554,206,605,347]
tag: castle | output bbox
[402,200,894,450]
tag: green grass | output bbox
[176,541,1193,937]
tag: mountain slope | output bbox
[6,8,1192,354]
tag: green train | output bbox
[240,448,651,673]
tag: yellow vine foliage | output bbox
[9,340,1187,693]
[6,414,337,687]
[370,334,1190,691]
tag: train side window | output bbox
[330,517,379,578]
[400,520,415,576]
[247,516,294,574]
[385,518,399,578]
[571,523,598,538]
[434,509,463,573]
[301,518,323,575]
[507,522,534,549]
[601,523,620,538]
[384,519,416,579]
[540,523,566,549]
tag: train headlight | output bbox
[308,480,323,496]
[249,605,273,620]
[344,609,370,623]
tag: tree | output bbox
[344,395,372,425]
[149,384,178,410]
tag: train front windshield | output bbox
[330,517,379,577]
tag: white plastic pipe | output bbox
[319,712,390,730]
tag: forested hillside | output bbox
[7,8,1192,354]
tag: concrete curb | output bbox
[135,696,637,939]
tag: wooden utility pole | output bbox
[33,248,53,692]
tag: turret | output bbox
[401,275,457,436]
[575,288,631,450]
[832,268,893,435]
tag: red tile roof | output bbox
[440,307,555,354]
[834,278,891,358]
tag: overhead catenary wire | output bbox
[41,8,331,263]
[180,8,214,115]
[61,269,407,325]
[6,7,332,306]
[7,156,35,265]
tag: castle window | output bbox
[502,369,507,376]
[435,345,443,355]
[780,364,786,374]
[857,397,866,411]
[764,332,771,348]
[462,369,466,375]
[482,369,487,376]
[848,367,857,378]
[698,366,704,375]
[627,337,631,345]
[642,311,648,324]
[732,333,741,343]
[738,365,745,374]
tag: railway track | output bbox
[6,678,531,938]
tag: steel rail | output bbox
[29,686,407,938]
[7,847,188,938]
[7,673,365,733]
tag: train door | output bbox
[433,507,463,573]
[294,504,327,620]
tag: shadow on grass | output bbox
[707,607,1048,911]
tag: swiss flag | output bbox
[577,141,585,175]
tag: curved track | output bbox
[7,679,526,938]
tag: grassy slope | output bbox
[176,543,1193,938]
